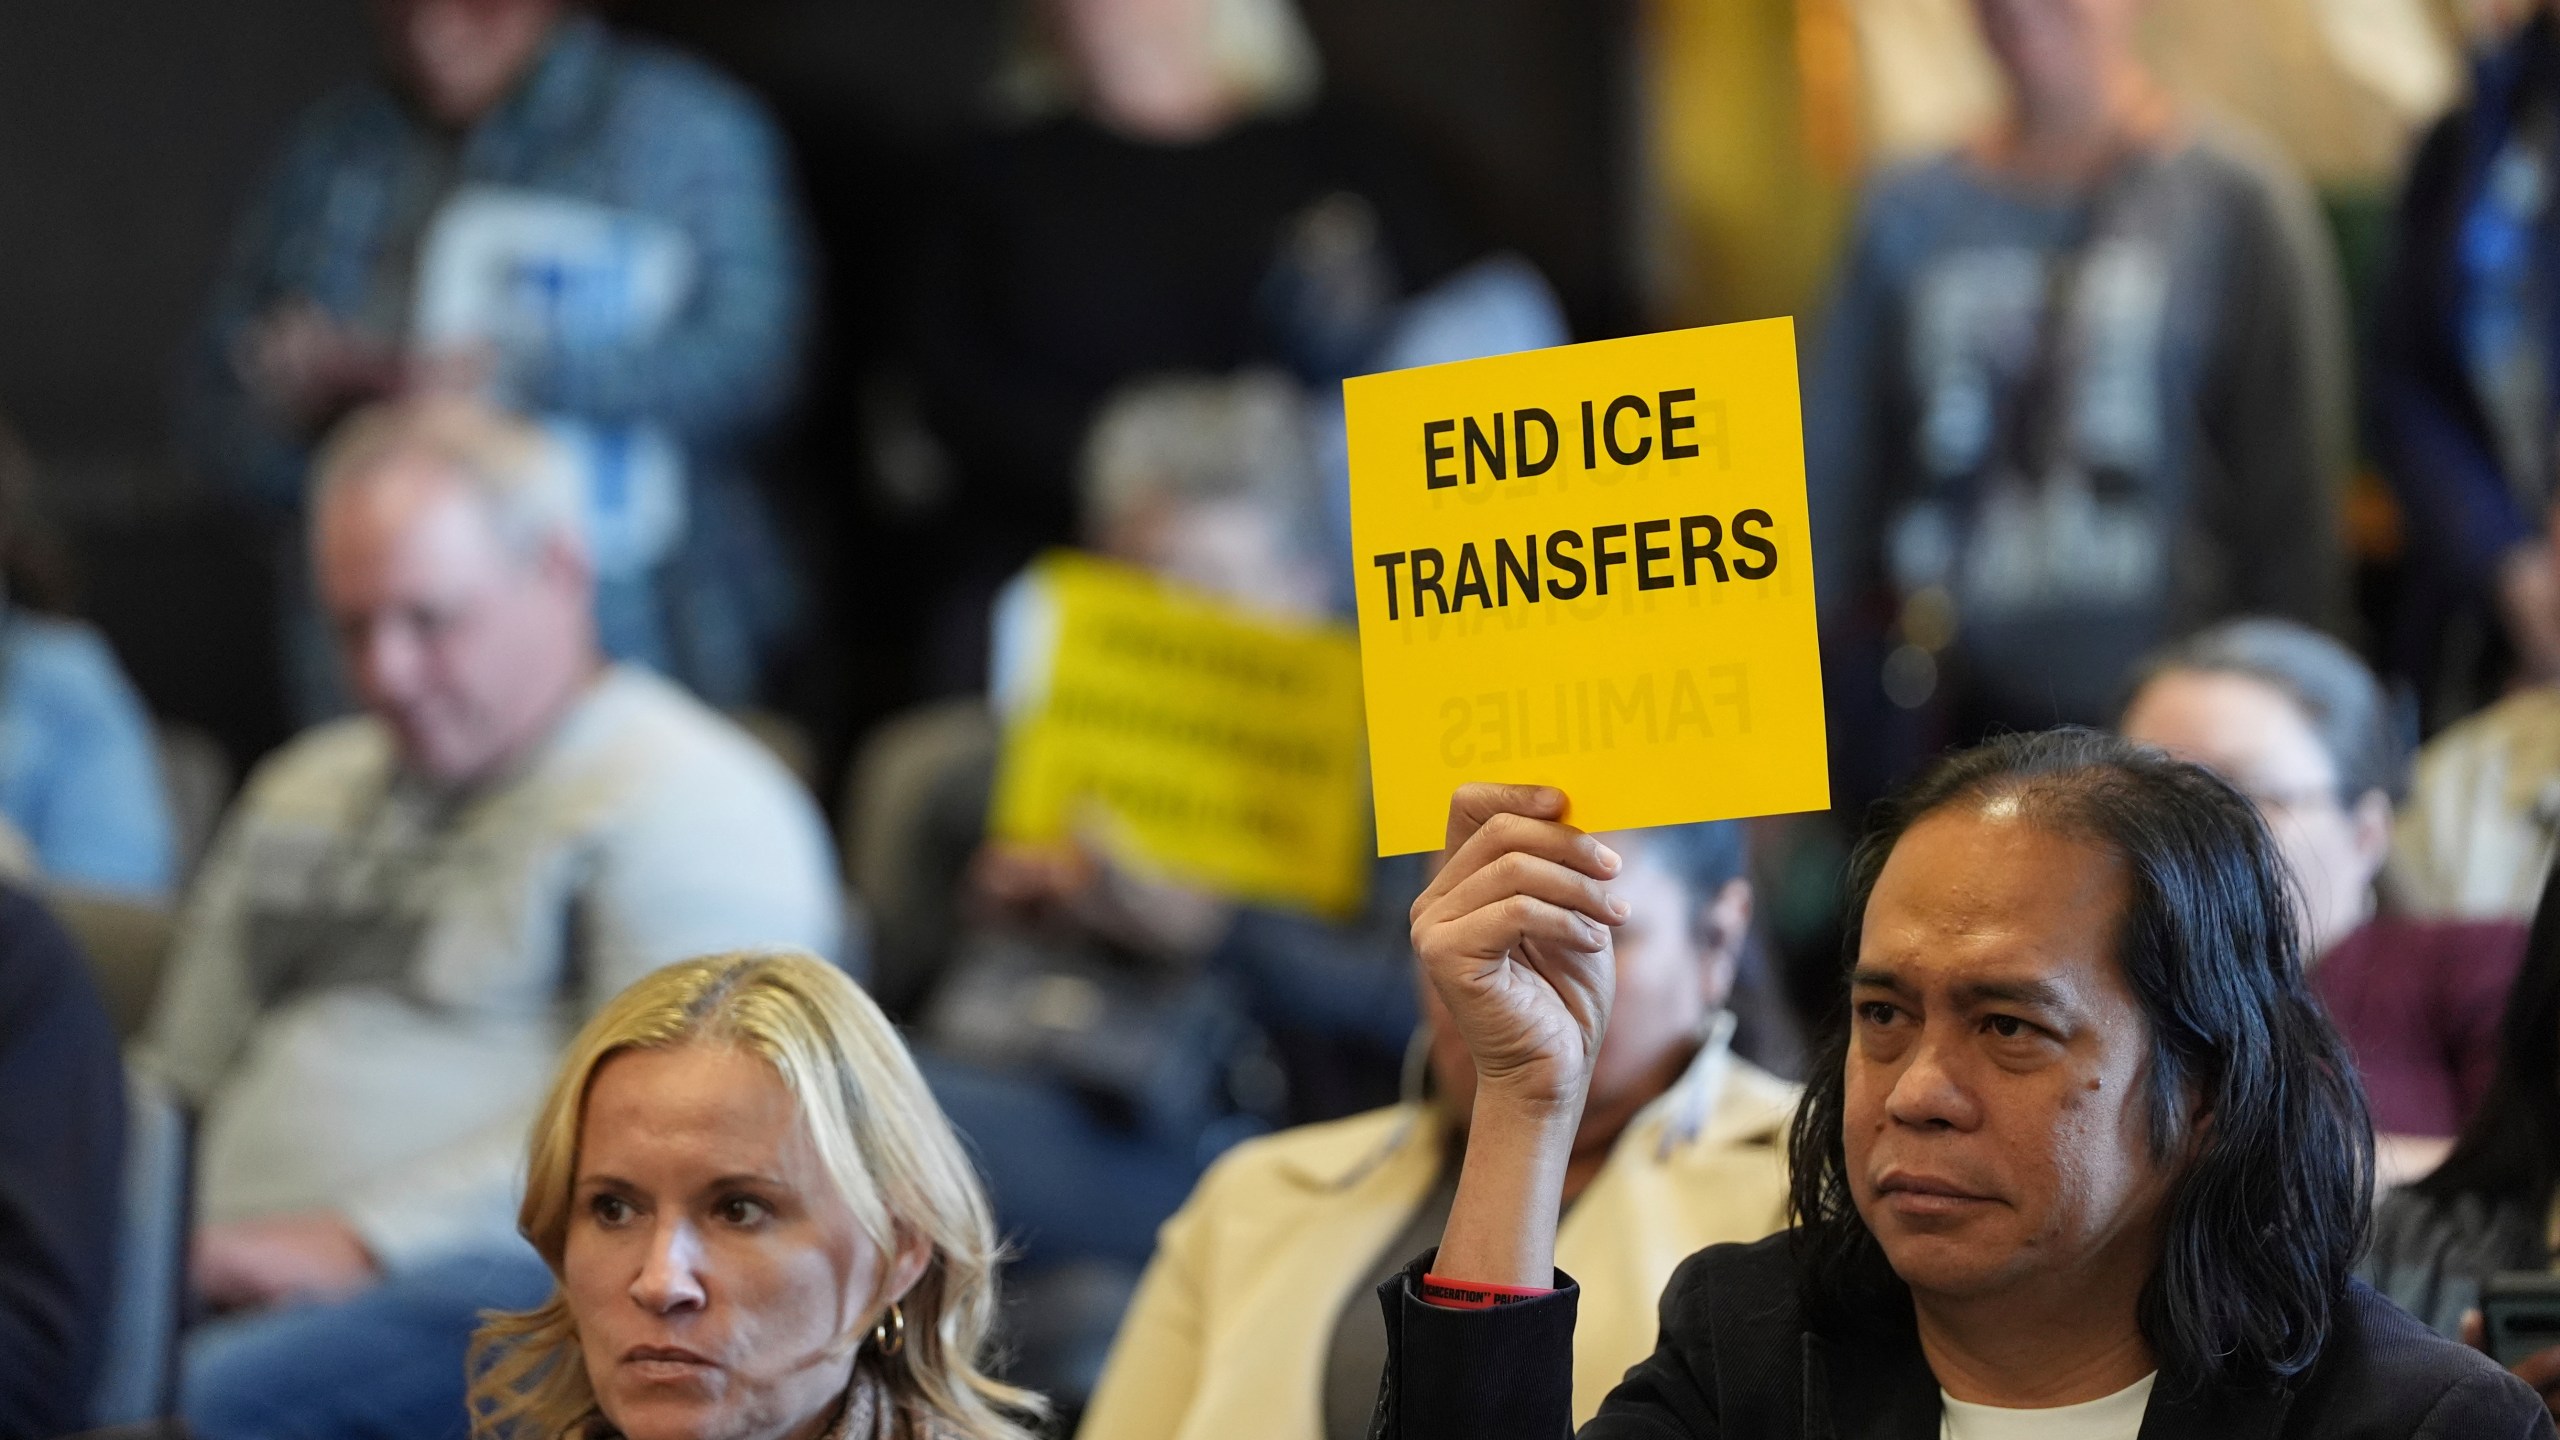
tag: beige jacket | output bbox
[2388,687,2560,923]
[1077,1044,1799,1440]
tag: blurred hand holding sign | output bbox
[1346,318,1829,855]
[411,186,695,579]
[988,552,1372,917]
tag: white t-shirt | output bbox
[1941,1373,2156,1440]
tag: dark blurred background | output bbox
[0,0,1641,774]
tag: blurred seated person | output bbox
[1077,820,1793,1440]
[469,950,1044,1440]
[0,416,175,897]
[1854,0,2458,195]
[902,0,1479,688]
[141,397,843,1440]
[2371,0,2560,714]
[2120,618,2527,1146]
[1370,741,2545,1439]
[1809,0,2345,802]
[889,373,1426,1282]
[0,885,124,1436]
[2367,857,2560,1417]
[2393,499,2560,921]
[2371,844,2560,1416]
[185,0,811,714]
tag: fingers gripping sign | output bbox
[1415,784,1634,1292]
[1412,783,1631,1110]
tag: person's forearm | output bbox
[1434,1086,1583,1290]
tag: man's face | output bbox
[1042,0,1231,141]
[313,454,590,784]
[373,0,564,128]
[2122,670,2387,957]
[1845,807,2182,1308]
[1970,0,2146,104]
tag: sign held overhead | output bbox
[1345,318,1830,855]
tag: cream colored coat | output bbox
[1077,1047,1800,1440]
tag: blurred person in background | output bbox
[1808,0,2348,807]
[0,416,175,898]
[185,0,812,718]
[2393,497,2560,921]
[2366,853,2560,1415]
[468,950,1044,1440]
[2120,618,2527,1153]
[1077,821,1792,1440]
[899,374,1426,1257]
[1854,0,2460,195]
[2372,0,2560,720]
[898,0,1483,691]
[847,372,1430,1411]
[0,887,124,1438]
[144,397,842,1440]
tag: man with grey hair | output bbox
[141,396,844,1439]
[2119,616,2524,1151]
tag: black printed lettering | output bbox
[1603,395,1653,465]
[1424,420,1457,490]
[1733,509,1778,579]
[1681,515,1727,583]
[1634,519,1673,590]
[1546,529,1588,600]
[1514,408,1558,477]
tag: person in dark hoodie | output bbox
[0,884,124,1437]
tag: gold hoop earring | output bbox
[871,1302,907,1358]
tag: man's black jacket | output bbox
[1369,1233,2554,1439]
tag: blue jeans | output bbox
[183,1244,555,1440]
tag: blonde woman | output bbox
[469,951,1043,1440]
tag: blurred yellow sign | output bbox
[988,552,1372,916]
[1345,318,1830,855]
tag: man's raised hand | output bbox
[1409,783,1628,1114]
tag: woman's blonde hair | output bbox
[467,951,1044,1439]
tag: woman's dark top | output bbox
[2364,1185,2550,1339]
[907,103,1471,548]
[1368,1232,2553,1439]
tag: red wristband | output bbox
[1419,1271,1556,1310]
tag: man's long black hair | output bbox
[1786,730,2373,1391]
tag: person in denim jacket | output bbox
[185,0,811,716]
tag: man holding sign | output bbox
[1366,738,2545,1439]
[1339,325,2531,1434]
[1344,319,1829,854]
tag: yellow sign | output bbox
[1345,318,1829,855]
[988,552,1372,916]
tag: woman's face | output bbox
[2120,669,2390,957]
[565,1043,924,1440]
